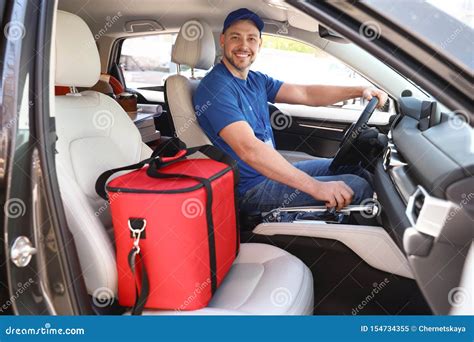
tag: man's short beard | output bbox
[224,50,254,72]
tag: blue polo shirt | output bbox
[193,62,283,196]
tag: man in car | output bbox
[193,8,388,212]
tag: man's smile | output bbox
[233,50,251,59]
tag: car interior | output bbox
[41,0,473,315]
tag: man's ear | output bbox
[258,36,263,51]
[219,33,225,48]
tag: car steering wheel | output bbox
[329,97,379,171]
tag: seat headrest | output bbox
[172,20,215,70]
[55,11,101,87]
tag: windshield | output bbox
[427,0,473,28]
[364,0,473,71]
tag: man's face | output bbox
[220,20,262,72]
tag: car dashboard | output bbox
[373,96,473,314]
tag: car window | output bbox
[120,34,177,89]
[251,35,379,110]
[120,34,209,89]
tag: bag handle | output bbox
[150,137,186,159]
[147,144,239,184]
[160,149,187,163]
[95,159,150,200]
[95,140,240,200]
[95,138,189,200]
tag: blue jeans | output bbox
[239,158,374,213]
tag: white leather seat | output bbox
[54,11,314,315]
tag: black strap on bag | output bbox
[127,217,149,316]
[150,137,187,159]
[146,143,241,259]
[146,169,218,295]
[95,139,240,315]
[143,144,241,302]
[95,158,148,201]
[128,246,149,315]
[95,139,239,201]
[126,171,216,316]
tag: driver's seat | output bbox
[165,20,213,147]
[166,20,318,163]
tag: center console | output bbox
[242,203,380,228]
[243,203,414,279]
[262,204,380,224]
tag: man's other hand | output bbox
[310,180,354,211]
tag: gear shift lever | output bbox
[262,203,380,223]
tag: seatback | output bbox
[54,11,152,300]
[166,20,215,147]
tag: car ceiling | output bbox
[57,0,320,37]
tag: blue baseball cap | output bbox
[222,8,264,34]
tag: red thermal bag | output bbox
[96,142,239,314]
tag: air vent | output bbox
[406,186,428,227]
[413,191,425,219]
[405,186,455,237]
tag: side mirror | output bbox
[319,25,349,44]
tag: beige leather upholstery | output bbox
[55,11,101,87]
[54,12,314,315]
[166,75,211,146]
[56,91,152,295]
[166,19,214,147]
[55,11,153,296]
[172,20,215,70]
[207,243,314,314]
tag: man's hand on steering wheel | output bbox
[362,87,388,108]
